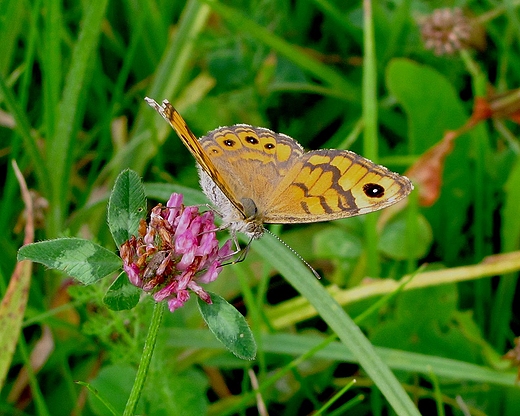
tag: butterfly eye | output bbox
[240,197,258,218]
[363,183,385,198]
[245,136,259,145]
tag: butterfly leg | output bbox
[231,234,254,264]
[218,233,255,268]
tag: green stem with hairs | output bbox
[123,301,165,416]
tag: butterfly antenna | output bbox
[264,229,322,280]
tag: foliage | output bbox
[1,0,520,415]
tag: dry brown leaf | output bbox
[0,161,34,392]
[406,131,457,207]
[400,89,520,210]
[474,89,520,124]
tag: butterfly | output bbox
[145,98,413,241]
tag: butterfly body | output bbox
[145,98,413,240]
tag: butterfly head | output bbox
[232,217,265,240]
[222,197,266,239]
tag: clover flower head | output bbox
[420,8,472,56]
[120,193,233,312]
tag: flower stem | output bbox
[123,301,165,416]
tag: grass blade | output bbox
[254,233,420,416]
[204,0,359,101]
[46,0,109,236]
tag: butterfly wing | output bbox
[198,125,304,208]
[263,149,413,223]
[145,98,246,216]
[146,98,413,229]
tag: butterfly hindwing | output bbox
[264,149,413,223]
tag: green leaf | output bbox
[45,0,110,236]
[370,285,481,363]
[116,0,211,175]
[490,157,520,345]
[147,368,209,416]
[103,273,140,311]
[313,227,363,259]
[501,157,520,252]
[205,0,359,102]
[107,169,147,248]
[386,59,467,153]
[197,291,256,360]
[88,365,138,416]
[386,58,476,264]
[378,214,432,260]
[17,238,122,284]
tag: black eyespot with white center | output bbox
[265,143,275,149]
[245,135,259,145]
[223,139,235,147]
[363,183,385,198]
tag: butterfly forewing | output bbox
[200,126,305,206]
[144,98,246,216]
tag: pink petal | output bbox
[174,206,198,239]
[167,297,185,312]
[218,240,233,259]
[177,269,195,290]
[124,263,142,287]
[175,229,196,254]
[197,261,220,284]
[153,280,178,302]
[166,193,184,224]
[196,232,218,256]
[188,281,212,304]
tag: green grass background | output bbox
[2,0,520,415]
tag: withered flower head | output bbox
[120,193,233,312]
[420,8,472,56]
